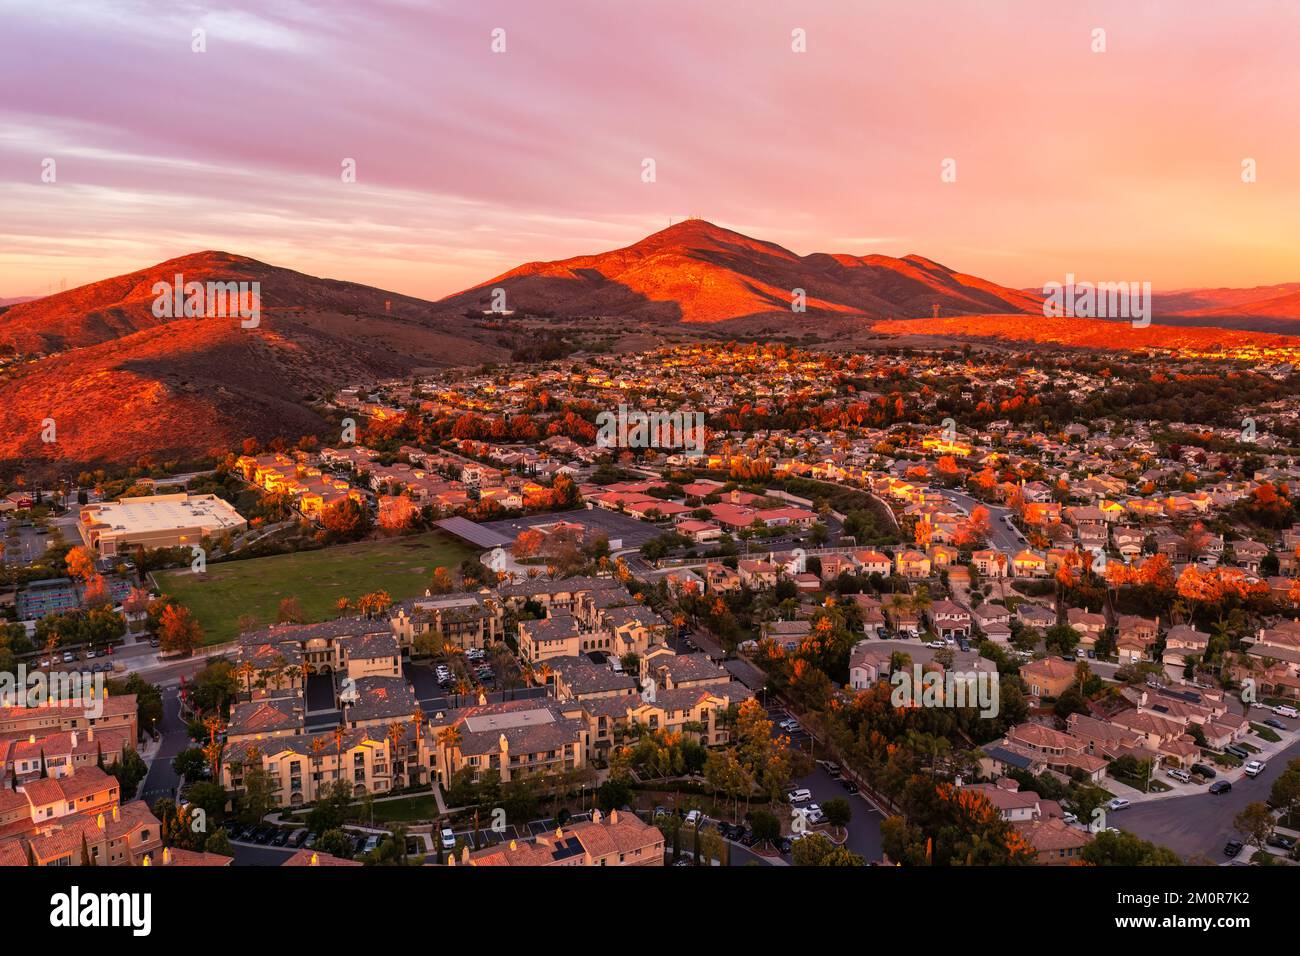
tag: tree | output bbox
[172,747,208,781]
[238,762,279,824]
[108,746,149,800]
[320,497,370,541]
[1080,829,1181,866]
[1268,759,1300,821]
[823,797,852,830]
[65,545,98,583]
[316,829,354,859]
[277,596,305,624]
[1234,802,1274,852]
[203,828,234,857]
[748,809,781,848]
[158,604,204,655]
[792,832,865,866]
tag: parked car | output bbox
[787,789,812,804]
[1106,798,1131,812]
[252,825,275,844]
[1166,768,1192,783]
[1191,763,1217,779]
[1225,745,1250,759]
[1267,833,1296,851]
[804,804,826,825]
[841,781,860,795]
[290,829,310,848]
[1264,718,1287,731]
[1209,780,1233,795]
[1273,705,1300,719]
[684,809,702,827]
[440,827,456,850]
[271,829,292,847]
[1223,839,1244,858]
[1244,760,1267,777]
[303,831,318,849]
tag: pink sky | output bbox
[1,0,1298,300]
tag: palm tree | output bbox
[386,722,405,787]
[435,725,462,789]
[333,727,345,789]
[235,661,256,696]
[310,737,327,802]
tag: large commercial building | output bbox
[77,492,247,556]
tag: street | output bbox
[937,489,1026,554]
[1118,728,1300,861]
[139,686,189,807]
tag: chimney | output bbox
[70,731,77,750]
[460,844,469,864]
[610,809,619,824]
[592,809,602,824]
[112,805,119,821]
[508,839,517,851]
[162,847,171,865]
[28,734,35,744]
[310,852,319,866]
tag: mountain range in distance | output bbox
[3,218,1299,476]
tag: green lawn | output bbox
[352,793,443,824]
[156,531,478,644]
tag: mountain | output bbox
[0,253,507,477]
[0,251,470,356]
[873,313,1300,352]
[0,296,39,308]
[1152,283,1300,317]
[439,219,1042,324]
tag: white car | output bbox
[1166,768,1192,783]
[1106,798,1131,812]
[787,789,812,804]
[440,828,456,850]
[804,804,825,825]
[1244,760,1266,778]
[1273,705,1299,719]
[684,810,702,827]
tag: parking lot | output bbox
[479,507,660,549]
[766,705,885,862]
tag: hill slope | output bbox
[440,219,1042,324]
[0,253,506,476]
[873,314,1300,353]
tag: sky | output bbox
[1,0,1298,300]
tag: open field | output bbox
[156,531,478,644]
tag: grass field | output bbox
[156,531,478,644]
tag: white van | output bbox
[787,789,812,804]
[1273,705,1299,719]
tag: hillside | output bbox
[439,219,1042,324]
[872,314,1300,353]
[0,254,508,477]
